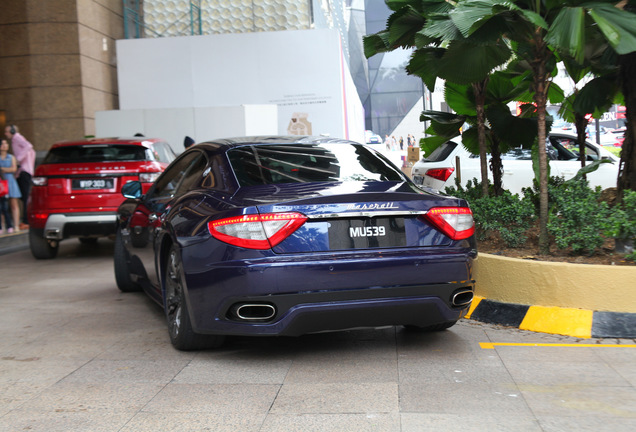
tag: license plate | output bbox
[72,178,114,190]
[328,217,406,250]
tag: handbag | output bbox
[0,179,8,197]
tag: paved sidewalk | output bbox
[1,241,636,431]
[0,229,28,256]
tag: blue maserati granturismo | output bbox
[114,136,477,350]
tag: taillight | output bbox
[207,212,307,250]
[422,207,475,240]
[139,172,161,183]
[425,168,455,181]
[30,212,50,228]
[32,177,48,186]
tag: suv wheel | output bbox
[29,229,59,259]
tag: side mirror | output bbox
[122,181,142,199]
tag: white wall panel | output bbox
[108,29,363,140]
[95,109,145,137]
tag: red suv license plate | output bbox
[72,178,114,190]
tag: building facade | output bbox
[0,0,122,151]
[0,0,423,151]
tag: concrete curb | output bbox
[0,231,28,256]
[466,296,636,339]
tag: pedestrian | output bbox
[4,125,35,229]
[399,136,404,150]
[384,134,391,151]
[407,134,413,147]
[0,138,22,234]
[184,135,195,150]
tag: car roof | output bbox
[50,137,165,149]
[196,135,359,151]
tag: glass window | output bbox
[151,141,177,163]
[150,153,202,201]
[227,143,404,186]
[425,141,457,162]
[43,144,148,164]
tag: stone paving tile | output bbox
[142,383,280,414]
[397,357,514,385]
[120,412,266,432]
[505,360,631,387]
[493,345,607,363]
[174,354,292,384]
[399,382,532,415]
[18,381,164,413]
[537,415,636,431]
[261,413,400,432]
[610,362,636,387]
[61,359,189,385]
[0,409,134,432]
[519,385,636,419]
[400,413,543,431]
[270,383,398,414]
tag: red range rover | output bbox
[29,137,176,259]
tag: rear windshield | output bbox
[42,145,151,164]
[228,143,404,186]
[425,141,457,162]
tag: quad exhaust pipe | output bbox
[451,289,474,307]
[230,303,276,321]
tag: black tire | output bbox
[114,229,141,292]
[164,245,225,351]
[79,237,98,245]
[404,321,458,332]
[29,229,59,259]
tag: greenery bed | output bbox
[445,178,636,262]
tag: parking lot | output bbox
[1,239,636,431]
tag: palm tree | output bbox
[452,0,636,253]
[364,1,512,197]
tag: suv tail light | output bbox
[422,207,475,240]
[32,177,48,186]
[139,172,161,183]
[425,168,455,181]
[208,212,307,250]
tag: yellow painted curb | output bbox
[475,253,636,313]
[464,295,483,319]
[520,305,593,339]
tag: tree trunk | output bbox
[574,112,589,176]
[490,134,504,196]
[617,50,636,202]
[473,80,489,197]
[533,32,550,255]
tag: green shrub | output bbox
[445,178,535,248]
[444,176,636,260]
[603,189,636,240]
[603,190,636,262]
[547,178,609,255]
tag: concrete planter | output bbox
[469,253,636,338]
[474,253,636,313]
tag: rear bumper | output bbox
[181,247,476,337]
[43,213,117,240]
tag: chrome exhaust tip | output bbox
[451,289,474,307]
[231,303,276,321]
[45,229,61,240]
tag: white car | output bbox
[412,133,619,195]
